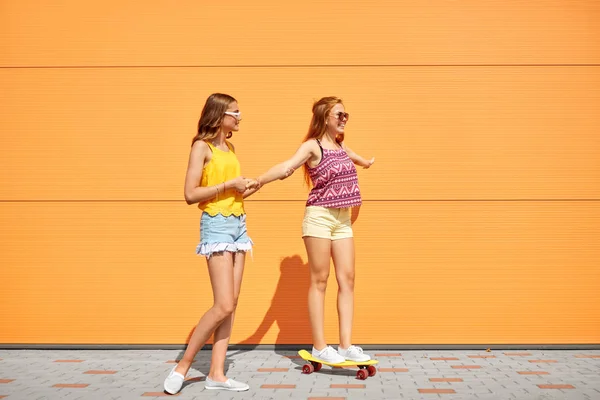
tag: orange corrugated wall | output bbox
[1,0,599,345]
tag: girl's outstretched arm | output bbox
[342,142,375,169]
[244,140,320,198]
[258,140,320,185]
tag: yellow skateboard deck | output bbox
[298,349,378,380]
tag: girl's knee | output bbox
[337,272,355,291]
[311,274,329,292]
[213,301,235,319]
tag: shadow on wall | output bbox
[236,254,311,352]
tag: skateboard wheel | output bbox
[311,361,322,372]
[367,365,377,377]
[356,369,368,380]
[302,364,314,374]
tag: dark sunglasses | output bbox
[330,112,349,121]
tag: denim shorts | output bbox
[196,213,253,259]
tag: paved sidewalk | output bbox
[0,349,598,400]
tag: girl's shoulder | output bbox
[191,141,211,161]
[192,139,210,151]
[300,138,321,153]
[190,140,213,167]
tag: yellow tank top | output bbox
[198,141,245,216]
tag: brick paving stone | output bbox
[0,349,597,399]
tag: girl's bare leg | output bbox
[331,238,355,349]
[208,251,245,381]
[303,237,332,350]
[174,252,236,376]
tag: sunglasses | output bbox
[330,112,349,121]
[224,111,242,120]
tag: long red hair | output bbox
[302,96,344,186]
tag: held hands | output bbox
[239,164,295,194]
[230,176,249,193]
[245,178,260,190]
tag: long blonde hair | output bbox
[192,93,236,145]
[302,96,344,186]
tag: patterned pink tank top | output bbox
[306,140,362,208]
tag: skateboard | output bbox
[298,349,378,380]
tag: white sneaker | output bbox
[312,346,346,364]
[338,345,371,362]
[205,377,249,391]
[163,366,185,395]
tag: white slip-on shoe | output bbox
[205,377,249,391]
[163,366,185,395]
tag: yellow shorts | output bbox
[302,206,353,240]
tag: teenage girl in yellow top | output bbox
[163,93,254,394]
